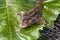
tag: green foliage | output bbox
[0,0,60,40]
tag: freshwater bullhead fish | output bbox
[18,0,45,28]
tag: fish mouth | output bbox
[19,21,27,28]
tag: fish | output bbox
[18,0,45,28]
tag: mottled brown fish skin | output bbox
[18,0,45,28]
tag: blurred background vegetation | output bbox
[0,0,60,40]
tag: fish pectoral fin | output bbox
[36,17,45,24]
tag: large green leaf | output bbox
[0,0,60,40]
